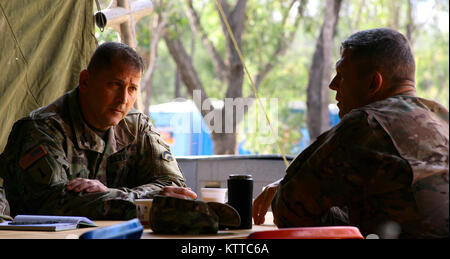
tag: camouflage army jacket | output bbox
[272,95,449,238]
[0,88,186,219]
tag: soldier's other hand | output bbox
[66,178,109,193]
[252,180,280,225]
[159,186,198,200]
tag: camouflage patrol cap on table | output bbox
[150,195,240,235]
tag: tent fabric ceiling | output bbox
[0,0,97,152]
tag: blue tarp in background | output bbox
[149,101,339,156]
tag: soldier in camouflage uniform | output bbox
[0,42,197,220]
[253,28,448,238]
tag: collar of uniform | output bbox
[67,87,106,153]
[68,87,135,153]
[111,117,136,152]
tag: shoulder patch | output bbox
[19,145,48,170]
[162,151,173,162]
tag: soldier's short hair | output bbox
[341,28,415,83]
[87,42,144,74]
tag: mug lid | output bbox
[229,174,253,180]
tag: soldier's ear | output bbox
[368,71,383,96]
[79,70,89,93]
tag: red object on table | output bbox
[247,226,364,239]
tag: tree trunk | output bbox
[211,107,237,155]
[167,0,302,154]
[389,1,401,30]
[211,133,237,154]
[141,0,170,114]
[406,0,415,44]
[350,0,365,33]
[165,34,239,154]
[142,77,153,114]
[164,35,212,118]
[174,69,182,98]
[306,0,342,142]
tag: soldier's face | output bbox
[329,49,373,118]
[79,58,142,130]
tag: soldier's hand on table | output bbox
[159,186,198,200]
[252,180,281,225]
[66,178,109,193]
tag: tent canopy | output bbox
[0,0,96,152]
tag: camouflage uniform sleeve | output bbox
[272,110,412,228]
[1,118,136,219]
[115,114,187,199]
[0,171,12,222]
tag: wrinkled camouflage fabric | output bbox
[273,95,449,239]
[150,196,240,235]
[0,177,12,223]
[0,88,186,219]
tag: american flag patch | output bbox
[19,145,48,170]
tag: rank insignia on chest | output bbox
[19,144,48,170]
[162,151,173,162]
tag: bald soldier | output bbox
[0,42,196,220]
[253,28,448,238]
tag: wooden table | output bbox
[0,213,277,239]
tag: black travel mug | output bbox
[227,174,253,229]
